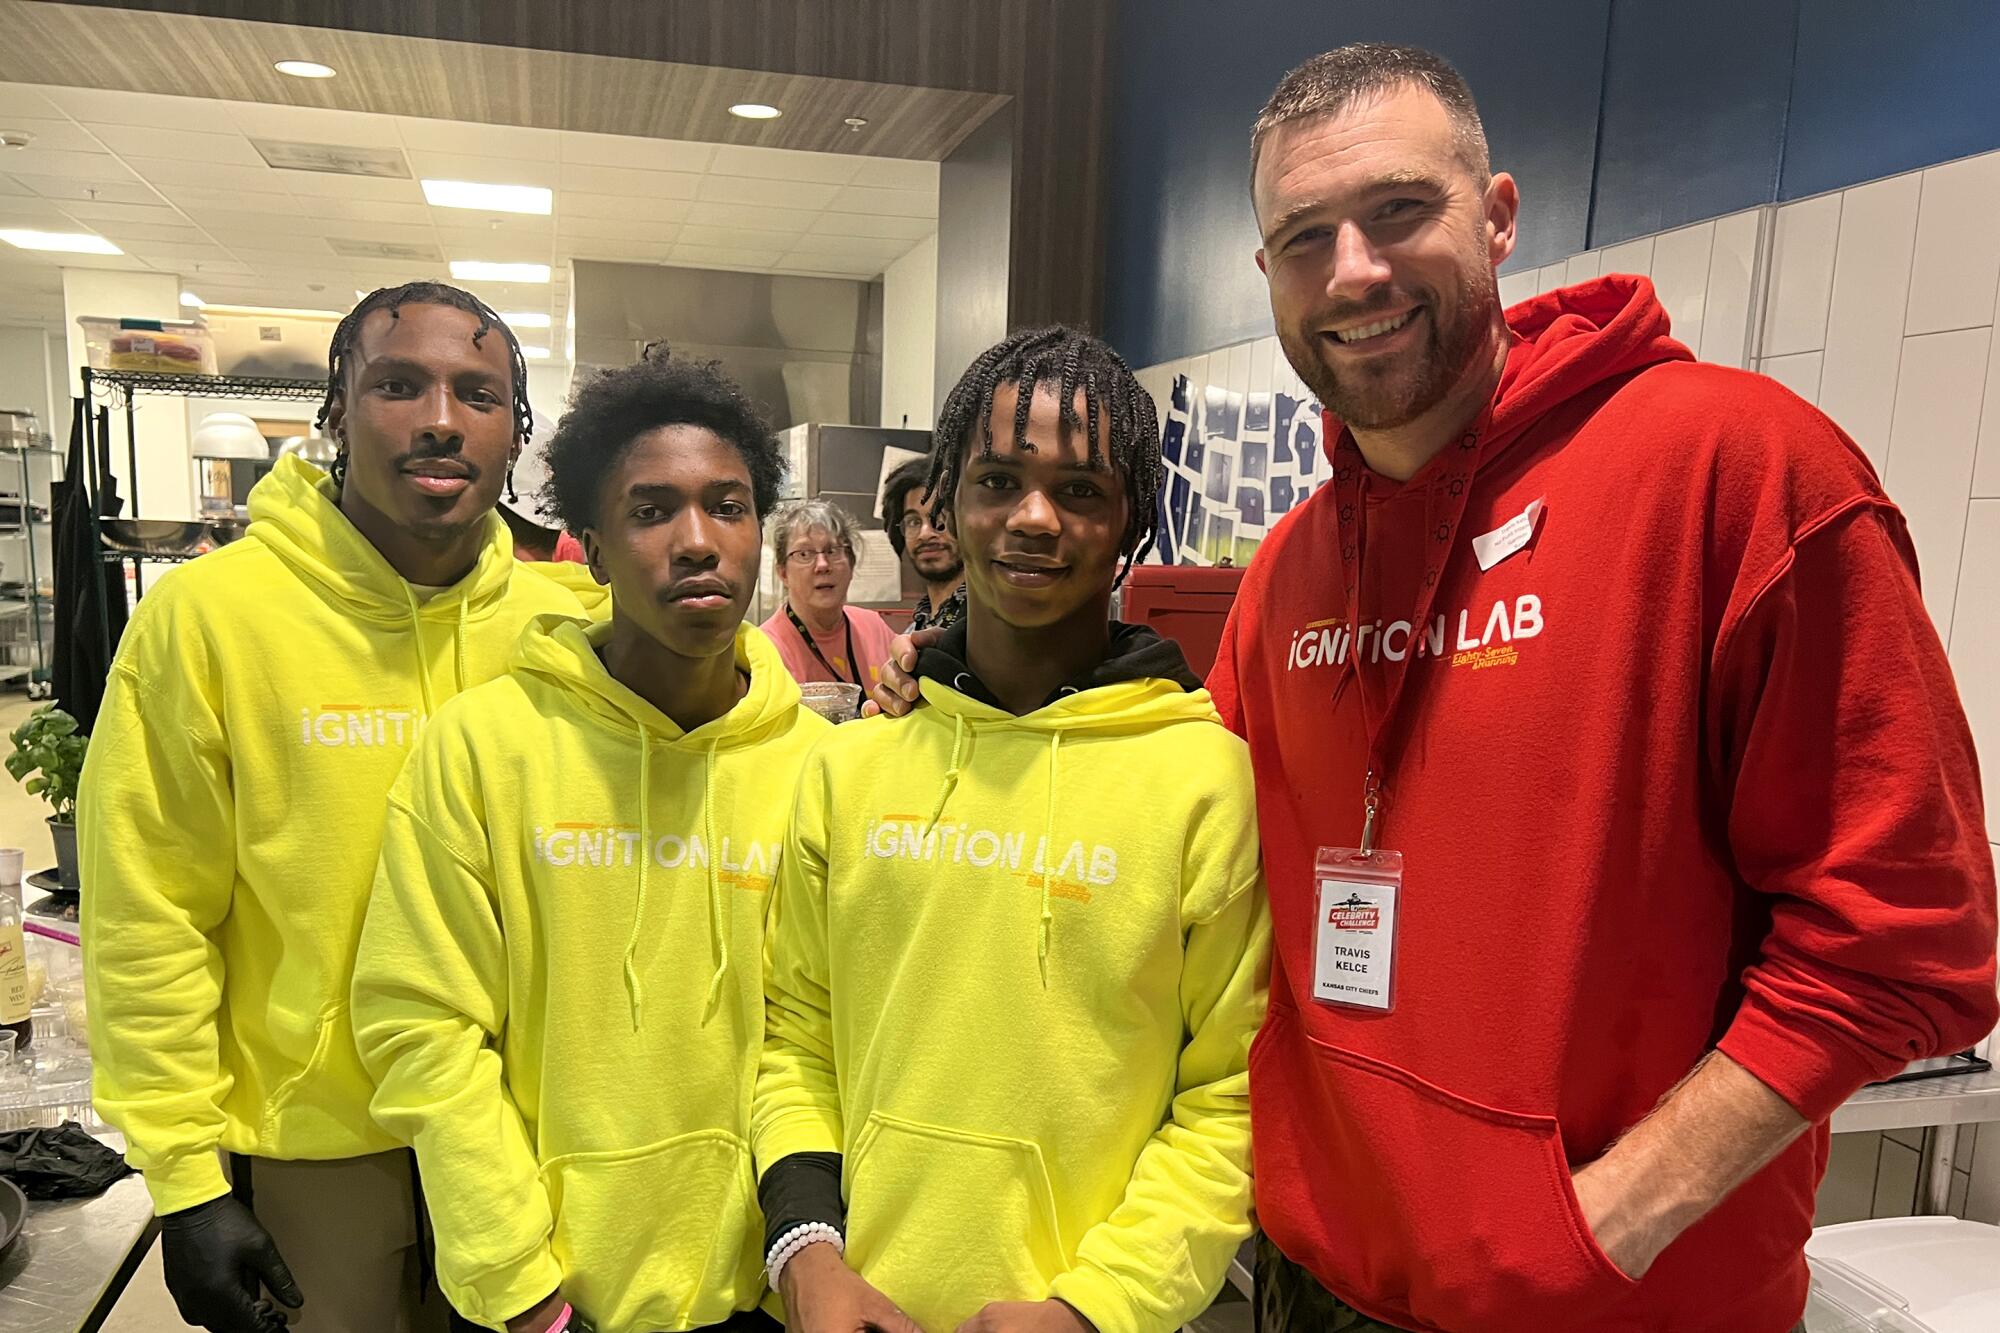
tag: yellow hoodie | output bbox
[755,645,1270,1333]
[81,455,591,1214]
[353,618,828,1333]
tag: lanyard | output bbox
[1329,412,1488,852]
[786,603,860,686]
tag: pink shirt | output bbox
[759,604,899,686]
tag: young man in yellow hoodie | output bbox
[756,327,1271,1333]
[352,352,829,1333]
[81,283,593,1333]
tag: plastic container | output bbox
[1805,1217,2000,1333]
[76,316,217,375]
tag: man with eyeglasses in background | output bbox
[758,498,899,688]
[879,455,966,632]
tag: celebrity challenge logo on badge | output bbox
[1327,893,1381,931]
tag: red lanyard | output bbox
[1328,412,1488,851]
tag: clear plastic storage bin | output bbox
[1806,1217,2000,1333]
[75,315,217,375]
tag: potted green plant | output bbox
[6,704,87,891]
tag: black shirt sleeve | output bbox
[758,1151,845,1256]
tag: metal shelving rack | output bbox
[0,442,57,695]
[81,367,326,664]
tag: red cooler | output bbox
[1122,564,1246,679]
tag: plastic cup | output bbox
[0,847,22,886]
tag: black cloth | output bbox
[758,1150,845,1255]
[913,617,1203,712]
[0,1121,133,1199]
[51,397,128,732]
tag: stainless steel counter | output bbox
[1831,1066,2000,1215]
[0,1140,157,1333]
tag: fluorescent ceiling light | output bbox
[275,60,337,79]
[728,103,782,120]
[422,179,552,216]
[202,303,344,319]
[180,291,204,308]
[499,311,552,329]
[0,229,121,255]
[450,260,550,283]
[521,345,551,360]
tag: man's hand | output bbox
[505,1290,567,1333]
[954,1299,1094,1333]
[1569,1051,1808,1280]
[159,1195,304,1333]
[780,1242,922,1333]
[861,629,942,718]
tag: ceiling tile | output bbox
[808,212,935,241]
[126,158,278,191]
[784,233,911,260]
[0,117,107,154]
[395,116,562,162]
[131,241,235,264]
[846,158,939,192]
[555,212,684,241]
[183,210,330,237]
[0,87,65,120]
[431,217,555,246]
[705,145,861,186]
[674,223,804,249]
[279,172,423,202]
[204,228,338,255]
[224,103,404,149]
[407,150,559,191]
[0,147,136,182]
[0,176,35,198]
[669,243,785,268]
[307,199,433,226]
[436,237,551,265]
[561,132,714,175]
[682,202,823,232]
[50,86,236,133]
[695,176,839,210]
[16,175,163,206]
[0,199,76,227]
[557,238,679,263]
[559,163,701,200]
[52,198,185,224]
[557,192,693,224]
[825,185,935,217]
[776,251,884,277]
[95,221,209,244]
[88,125,268,167]
[157,185,302,215]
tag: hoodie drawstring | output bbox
[1037,731,1065,988]
[453,597,469,697]
[400,585,438,720]
[623,728,654,1029]
[700,740,728,1024]
[921,712,968,837]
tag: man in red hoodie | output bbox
[1220,42,2000,1333]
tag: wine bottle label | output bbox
[0,925,29,1023]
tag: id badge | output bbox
[1312,847,1403,1012]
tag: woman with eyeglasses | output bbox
[759,498,900,694]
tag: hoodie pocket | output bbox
[1250,1002,1638,1332]
[844,1112,1070,1328]
[540,1130,759,1331]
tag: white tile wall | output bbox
[1905,152,2000,336]
[1818,173,1923,473]
[1883,327,1991,629]
[1536,262,1569,295]
[1564,248,1604,285]
[1951,503,2000,843]
[1757,351,1824,405]
[1497,267,1539,309]
[1701,209,1763,369]
[1976,301,2000,499]
[1761,193,1843,358]
[1650,222,1715,354]
[1598,235,1655,278]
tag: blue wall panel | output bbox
[1103,0,1612,371]
[1589,0,1796,245]
[1782,0,2000,201]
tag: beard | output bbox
[1279,260,1499,430]
[912,547,963,583]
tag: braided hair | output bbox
[314,281,532,489]
[926,325,1162,578]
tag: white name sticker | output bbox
[1471,497,1545,571]
[1313,875,1399,1011]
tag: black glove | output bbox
[160,1194,305,1333]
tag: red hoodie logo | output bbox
[1285,594,1545,674]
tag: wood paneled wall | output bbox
[55,0,1116,336]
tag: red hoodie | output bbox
[1210,276,1998,1333]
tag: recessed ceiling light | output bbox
[499,311,552,329]
[843,117,869,129]
[180,291,204,308]
[521,345,551,360]
[449,260,551,284]
[275,60,337,79]
[0,229,121,255]
[422,179,552,216]
[728,103,782,120]
[200,303,346,319]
